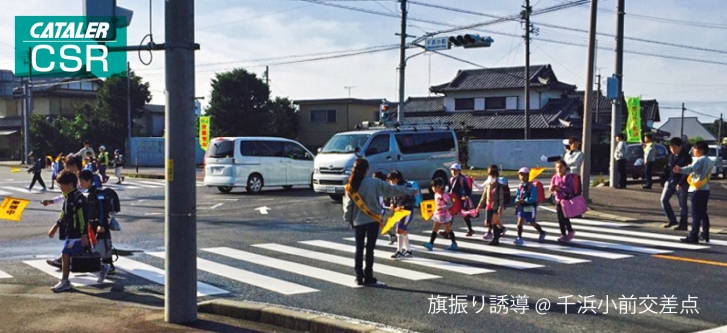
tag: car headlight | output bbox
[314,167,320,173]
[344,166,353,175]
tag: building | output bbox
[0,70,22,159]
[658,117,718,142]
[293,98,382,150]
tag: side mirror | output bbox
[317,148,322,154]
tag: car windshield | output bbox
[708,148,717,157]
[320,134,370,153]
[207,139,234,158]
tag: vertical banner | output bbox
[625,96,642,143]
[199,116,210,151]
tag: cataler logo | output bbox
[15,16,126,78]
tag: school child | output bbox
[97,146,110,183]
[79,170,114,281]
[674,141,714,244]
[423,178,458,251]
[84,151,97,173]
[113,149,125,184]
[472,165,507,240]
[373,171,397,245]
[46,170,90,292]
[384,170,414,258]
[49,153,64,190]
[549,160,576,242]
[513,167,547,245]
[475,167,506,245]
[444,163,475,237]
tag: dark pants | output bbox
[99,165,108,182]
[661,180,688,227]
[688,190,710,240]
[644,161,654,187]
[354,222,379,279]
[29,172,46,190]
[556,202,573,236]
[617,159,627,188]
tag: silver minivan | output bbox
[204,137,315,193]
[313,127,458,201]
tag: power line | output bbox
[686,108,720,119]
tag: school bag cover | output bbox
[498,177,511,207]
[98,188,121,214]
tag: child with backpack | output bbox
[423,178,458,251]
[445,163,476,237]
[513,167,547,245]
[473,165,508,240]
[79,170,114,281]
[384,170,414,258]
[373,171,397,245]
[475,167,507,245]
[550,160,576,242]
[49,153,64,190]
[113,149,125,184]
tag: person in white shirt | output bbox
[614,133,627,189]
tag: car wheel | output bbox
[246,174,263,194]
[283,185,293,190]
[329,194,343,202]
[217,186,233,193]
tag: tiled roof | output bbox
[567,91,612,110]
[430,64,577,93]
[294,98,383,105]
[641,99,660,123]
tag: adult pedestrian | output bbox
[661,137,692,230]
[77,140,95,160]
[97,146,110,183]
[674,141,713,244]
[343,158,417,286]
[614,133,627,189]
[26,152,47,192]
[642,134,655,189]
[541,136,584,194]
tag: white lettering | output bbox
[95,22,109,39]
[53,22,67,38]
[31,46,54,72]
[75,22,85,39]
[86,45,108,72]
[60,45,82,72]
[30,22,44,38]
[39,23,53,39]
[85,22,98,39]
[60,23,75,39]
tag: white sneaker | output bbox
[51,279,72,292]
[97,264,110,283]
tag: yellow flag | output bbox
[420,199,436,221]
[0,197,31,222]
[687,168,712,189]
[11,167,20,173]
[199,116,211,151]
[380,209,411,235]
[529,167,545,181]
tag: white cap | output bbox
[562,139,570,145]
[99,145,106,151]
[518,167,530,174]
[450,163,461,170]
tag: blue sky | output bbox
[2,0,726,126]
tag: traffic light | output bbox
[448,34,494,49]
[379,102,391,121]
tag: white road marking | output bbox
[113,256,228,297]
[137,181,166,187]
[0,190,12,196]
[209,203,224,210]
[23,259,111,286]
[0,269,12,279]
[255,206,270,215]
[147,252,317,295]
[531,226,709,250]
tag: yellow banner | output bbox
[529,167,545,181]
[199,116,211,151]
[380,209,411,235]
[626,96,642,143]
[0,197,30,222]
[420,199,435,221]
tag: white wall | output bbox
[468,139,564,170]
[441,88,563,111]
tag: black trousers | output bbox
[556,202,573,236]
[688,190,710,239]
[617,159,627,188]
[644,161,654,187]
[354,222,379,279]
[29,172,46,190]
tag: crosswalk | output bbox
[7,216,721,298]
[0,180,207,197]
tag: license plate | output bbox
[212,167,223,175]
[326,186,337,193]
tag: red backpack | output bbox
[531,180,546,204]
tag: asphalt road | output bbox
[1,167,726,333]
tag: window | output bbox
[240,141,259,156]
[454,98,475,111]
[208,139,234,158]
[285,142,312,160]
[395,132,455,154]
[320,134,370,153]
[310,109,336,123]
[365,135,390,156]
[256,141,285,157]
[485,97,506,110]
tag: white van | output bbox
[313,126,458,201]
[707,145,725,178]
[204,137,315,193]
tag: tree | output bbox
[267,97,299,139]
[96,68,152,144]
[205,68,270,137]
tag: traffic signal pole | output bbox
[397,0,407,123]
[523,0,531,140]
[581,0,598,203]
[609,0,625,188]
[165,0,198,323]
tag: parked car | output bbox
[707,145,726,178]
[313,125,458,201]
[203,137,315,193]
[625,143,669,180]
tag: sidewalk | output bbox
[0,284,394,333]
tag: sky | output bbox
[2,0,726,127]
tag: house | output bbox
[137,104,165,137]
[658,117,718,142]
[293,98,383,150]
[0,70,22,159]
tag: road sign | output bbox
[425,37,450,51]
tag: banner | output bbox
[0,197,30,222]
[199,116,210,151]
[380,209,411,235]
[626,96,642,143]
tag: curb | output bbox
[198,299,397,333]
[582,210,638,222]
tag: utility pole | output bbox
[680,102,685,139]
[165,0,197,324]
[264,65,269,86]
[127,61,132,158]
[397,0,407,123]
[522,0,531,140]
[581,0,598,202]
[609,0,625,188]
[595,74,601,123]
[344,86,355,98]
[718,113,723,145]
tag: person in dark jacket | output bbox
[661,137,692,230]
[384,170,415,259]
[80,170,114,281]
[26,152,47,192]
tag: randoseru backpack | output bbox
[498,177,511,208]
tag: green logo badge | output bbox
[15,16,127,78]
